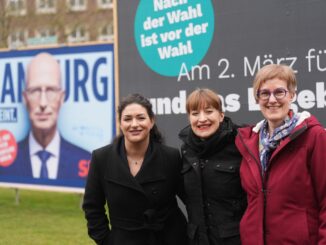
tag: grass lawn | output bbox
[0,187,94,245]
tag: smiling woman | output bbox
[235,64,326,245]
[83,94,187,245]
[178,88,246,245]
[119,102,154,176]
[119,103,154,147]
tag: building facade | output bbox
[0,0,113,49]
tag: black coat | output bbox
[83,138,187,245]
[179,117,247,245]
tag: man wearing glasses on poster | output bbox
[2,53,90,181]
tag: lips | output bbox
[266,105,281,111]
[197,124,211,130]
[129,130,142,135]
[35,113,51,120]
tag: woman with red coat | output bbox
[235,64,326,244]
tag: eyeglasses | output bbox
[25,87,62,101]
[256,88,289,101]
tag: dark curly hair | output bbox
[116,93,164,144]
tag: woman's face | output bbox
[258,78,294,129]
[189,105,224,139]
[120,103,154,144]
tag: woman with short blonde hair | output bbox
[236,64,326,244]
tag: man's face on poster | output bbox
[24,55,65,134]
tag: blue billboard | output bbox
[0,44,115,191]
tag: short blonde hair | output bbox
[186,88,223,114]
[253,64,297,101]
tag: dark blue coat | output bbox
[0,135,91,187]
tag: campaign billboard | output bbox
[116,0,326,147]
[0,44,115,192]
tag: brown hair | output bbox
[253,64,297,101]
[186,88,223,114]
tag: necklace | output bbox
[127,156,144,165]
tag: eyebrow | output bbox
[122,113,147,117]
[26,85,62,89]
[191,105,214,111]
[260,87,287,90]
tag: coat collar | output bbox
[181,148,201,175]
[237,111,313,187]
[252,111,311,133]
[104,138,166,196]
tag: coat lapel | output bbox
[135,142,166,184]
[104,142,167,196]
[57,137,68,178]
[15,137,33,176]
[104,147,146,195]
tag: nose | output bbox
[131,118,139,127]
[198,111,207,122]
[268,93,277,102]
[39,90,49,109]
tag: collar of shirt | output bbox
[28,131,61,179]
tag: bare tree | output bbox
[0,0,13,48]
[0,0,113,49]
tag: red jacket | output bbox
[235,112,326,245]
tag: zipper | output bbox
[262,170,269,245]
[237,121,308,244]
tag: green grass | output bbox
[0,187,94,245]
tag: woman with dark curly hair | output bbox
[83,93,187,245]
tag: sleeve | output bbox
[310,127,326,244]
[82,151,110,245]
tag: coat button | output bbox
[152,190,158,195]
[232,200,240,208]
[216,164,220,167]
[193,162,198,166]
[229,166,234,170]
[152,188,158,195]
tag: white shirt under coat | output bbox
[28,131,60,179]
